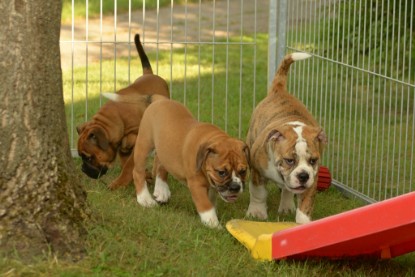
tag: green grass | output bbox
[1,160,414,276]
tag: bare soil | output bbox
[60,0,270,70]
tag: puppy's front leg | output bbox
[296,184,317,224]
[246,169,268,219]
[278,188,295,214]
[118,133,137,168]
[108,154,134,190]
[188,178,220,228]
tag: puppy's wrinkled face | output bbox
[267,122,327,194]
[77,123,116,179]
[197,139,250,203]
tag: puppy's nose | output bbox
[229,182,241,193]
[297,172,309,184]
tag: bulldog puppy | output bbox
[76,34,169,189]
[246,53,327,224]
[104,93,250,228]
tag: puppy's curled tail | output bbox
[103,92,167,106]
[270,52,311,95]
[135,34,153,75]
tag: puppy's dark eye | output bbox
[81,154,93,162]
[239,169,247,176]
[284,158,295,166]
[309,158,318,165]
[217,170,228,178]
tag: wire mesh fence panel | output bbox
[60,0,268,155]
[286,0,414,202]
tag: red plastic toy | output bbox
[227,192,415,260]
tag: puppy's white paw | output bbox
[136,182,158,208]
[295,208,311,224]
[246,202,268,220]
[153,176,171,203]
[199,208,221,229]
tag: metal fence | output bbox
[283,0,414,202]
[61,0,414,203]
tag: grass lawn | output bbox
[1,160,414,276]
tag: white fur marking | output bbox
[287,121,305,127]
[231,171,243,192]
[264,160,285,185]
[199,208,220,228]
[136,181,158,207]
[153,176,171,203]
[295,208,311,224]
[292,124,308,158]
[291,52,312,61]
[295,141,308,157]
[292,125,305,142]
[290,124,315,188]
[102,92,120,101]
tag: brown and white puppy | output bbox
[76,34,169,188]
[246,53,327,224]
[104,93,250,228]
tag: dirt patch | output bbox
[60,0,270,70]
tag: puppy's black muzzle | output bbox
[216,181,243,193]
[81,161,108,179]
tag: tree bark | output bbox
[0,0,90,260]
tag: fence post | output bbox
[268,0,288,86]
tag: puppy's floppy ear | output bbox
[196,143,215,172]
[317,129,328,144]
[242,144,251,167]
[267,129,284,142]
[88,127,109,150]
[76,122,88,134]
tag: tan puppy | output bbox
[246,53,327,224]
[104,94,250,228]
[76,34,169,189]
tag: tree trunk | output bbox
[0,0,90,260]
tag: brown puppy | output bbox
[76,34,169,189]
[246,53,327,224]
[104,93,250,228]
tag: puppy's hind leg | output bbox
[133,135,158,208]
[152,155,171,203]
